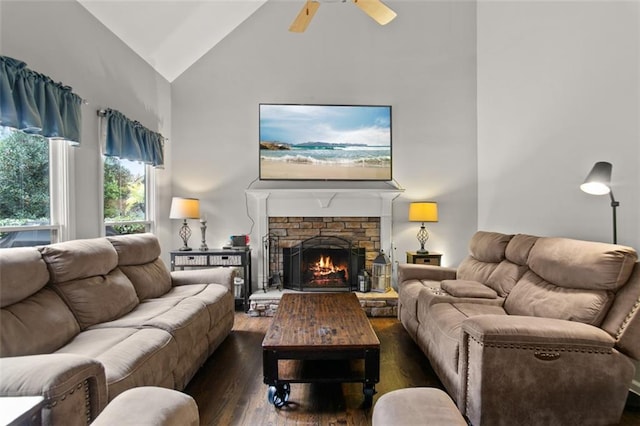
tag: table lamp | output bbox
[580,161,619,244]
[408,202,439,254]
[170,197,200,251]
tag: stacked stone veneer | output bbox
[268,216,381,275]
[249,291,398,318]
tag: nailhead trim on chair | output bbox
[43,381,91,424]
[467,335,613,354]
[84,380,91,424]
[616,298,640,339]
[464,335,613,419]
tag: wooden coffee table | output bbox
[262,292,380,408]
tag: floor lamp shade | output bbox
[580,162,619,244]
[170,197,200,251]
[409,202,438,254]
[580,161,612,196]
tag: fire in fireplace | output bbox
[283,236,365,291]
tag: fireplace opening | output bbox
[283,236,365,292]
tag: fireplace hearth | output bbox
[283,236,365,292]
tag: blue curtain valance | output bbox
[0,55,82,144]
[102,108,164,168]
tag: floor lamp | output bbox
[580,161,619,244]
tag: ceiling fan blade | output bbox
[289,1,320,33]
[353,0,397,26]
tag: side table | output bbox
[0,396,44,426]
[170,248,252,312]
[406,251,442,266]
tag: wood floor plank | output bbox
[185,312,640,426]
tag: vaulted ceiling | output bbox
[77,0,268,82]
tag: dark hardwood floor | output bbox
[185,312,640,426]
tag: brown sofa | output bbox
[397,231,640,425]
[0,233,235,425]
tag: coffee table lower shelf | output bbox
[262,348,380,408]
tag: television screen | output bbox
[259,104,392,181]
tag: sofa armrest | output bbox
[458,315,636,425]
[0,354,108,426]
[171,268,235,293]
[397,264,457,285]
[462,314,616,348]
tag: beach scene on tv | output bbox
[259,104,392,180]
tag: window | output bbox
[103,156,153,236]
[0,127,69,248]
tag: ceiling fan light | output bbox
[353,0,397,26]
[289,0,320,33]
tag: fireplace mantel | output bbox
[246,187,403,292]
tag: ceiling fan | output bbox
[289,0,397,33]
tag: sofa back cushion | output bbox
[481,234,538,297]
[39,238,119,282]
[40,238,139,329]
[457,232,513,290]
[505,237,638,326]
[528,237,637,291]
[108,233,171,300]
[504,270,614,326]
[0,247,80,356]
[0,247,50,307]
[1,288,80,356]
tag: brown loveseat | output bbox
[0,233,235,425]
[397,231,640,425]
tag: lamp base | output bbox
[416,249,430,254]
[178,220,192,251]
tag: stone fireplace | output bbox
[246,188,403,293]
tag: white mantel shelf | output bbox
[246,187,404,210]
[245,186,404,292]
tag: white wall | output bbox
[171,0,479,281]
[477,0,640,394]
[477,0,639,248]
[0,0,173,255]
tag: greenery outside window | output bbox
[0,127,71,248]
[103,156,153,236]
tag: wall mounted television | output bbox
[259,103,392,181]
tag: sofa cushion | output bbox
[504,270,614,326]
[0,288,80,356]
[57,327,178,400]
[51,268,139,329]
[120,259,172,300]
[457,257,499,284]
[468,231,513,263]
[484,261,528,297]
[422,303,507,375]
[528,237,637,291]
[108,233,161,266]
[0,247,50,307]
[441,280,498,299]
[39,238,118,282]
[505,234,538,266]
[109,234,172,300]
[398,279,429,321]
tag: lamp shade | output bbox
[409,202,438,222]
[580,162,612,195]
[169,197,200,219]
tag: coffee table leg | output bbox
[263,350,291,408]
[267,383,290,408]
[363,348,380,407]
